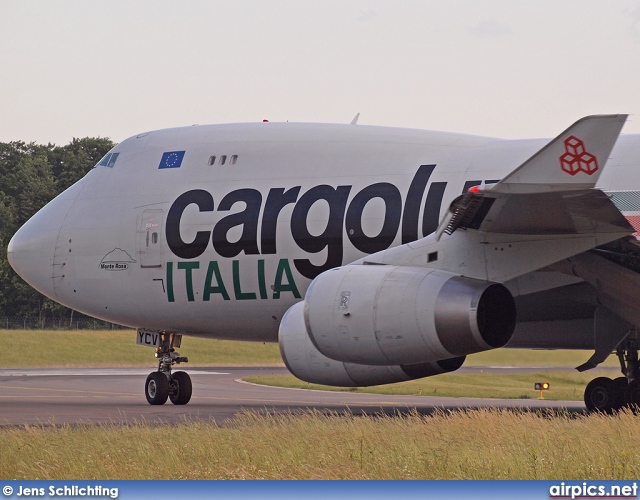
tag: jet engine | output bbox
[279,301,466,387]
[279,265,516,374]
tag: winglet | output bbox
[491,114,627,194]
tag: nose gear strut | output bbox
[143,331,192,405]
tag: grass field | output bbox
[4,329,635,480]
[244,369,618,401]
[2,329,283,367]
[5,329,621,400]
[1,409,639,479]
[4,328,618,369]
[467,348,619,367]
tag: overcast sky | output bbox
[2,0,640,145]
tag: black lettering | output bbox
[166,190,214,259]
[422,181,447,236]
[346,182,401,253]
[291,185,351,279]
[402,164,436,244]
[212,188,262,258]
[462,180,482,194]
[261,187,301,254]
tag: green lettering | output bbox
[203,261,230,300]
[258,259,268,299]
[233,260,257,300]
[166,261,175,302]
[273,259,301,299]
[177,261,199,301]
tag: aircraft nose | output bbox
[8,209,61,301]
[7,183,82,301]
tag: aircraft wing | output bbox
[440,114,630,237]
[441,186,630,239]
[363,115,633,283]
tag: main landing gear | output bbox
[584,338,640,413]
[144,332,192,405]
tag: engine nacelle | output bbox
[301,265,516,365]
[279,301,465,387]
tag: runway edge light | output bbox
[534,382,550,399]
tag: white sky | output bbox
[2,0,640,145]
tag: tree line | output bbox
[0,137,116,324]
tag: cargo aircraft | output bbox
[8,115,640,413]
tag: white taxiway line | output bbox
[0,368,230,377]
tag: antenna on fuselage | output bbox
[350,113,360,125]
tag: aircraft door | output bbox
[138,209,164,268]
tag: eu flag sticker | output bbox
[158,151,185,169]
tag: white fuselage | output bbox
[8,122,640,341]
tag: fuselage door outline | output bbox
[138,209,164,268]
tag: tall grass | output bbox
[1,409,638,479]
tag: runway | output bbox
[0,366,591,426]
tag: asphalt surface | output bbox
[0,366,595,426]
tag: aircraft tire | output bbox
[145,372,169,405]
[584,377,616,414]
[169,371,192,405]
[624,379,640,410]
[611,377,628,412]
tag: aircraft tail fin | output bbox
[491,114,627,194]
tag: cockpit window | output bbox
[97,152,120,168]
[106,152,119,167]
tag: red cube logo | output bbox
[560,136,599,176]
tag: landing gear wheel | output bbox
[169,371,192,405]
[611,377,628,412]
[614,376,628,388]
[624,379,640,409]
[145,372,169,405]
[584,377,617,414]
[140,330,190,406]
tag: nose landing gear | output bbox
[142,331,192,406]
